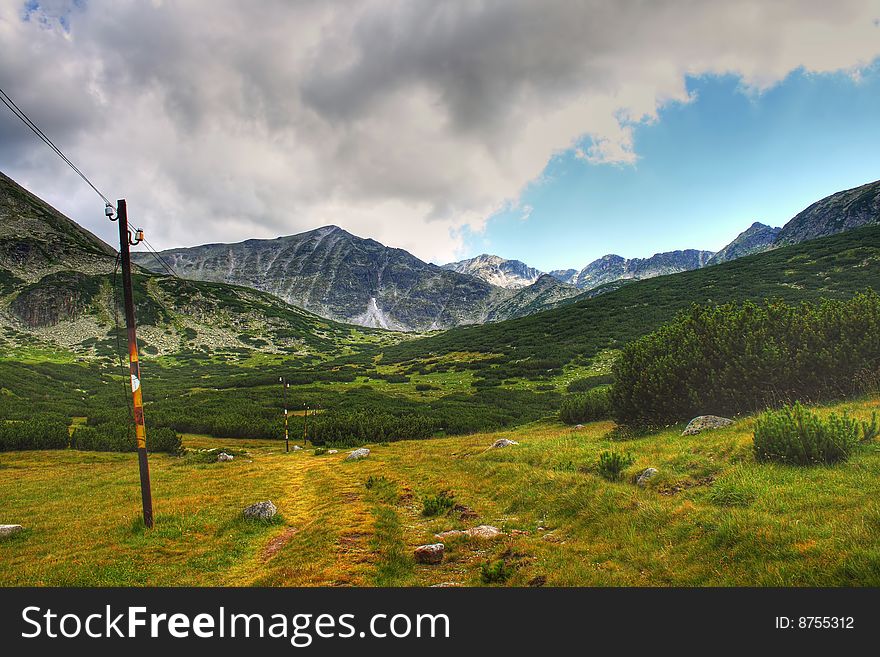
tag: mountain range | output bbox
[438,180,878,294]
[129,178,878,331]
[131,227,581,331]
[2,169,878,342]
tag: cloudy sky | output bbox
[1,1,879,270]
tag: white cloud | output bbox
[1,0,879,263]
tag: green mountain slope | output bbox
[380,225,880,373]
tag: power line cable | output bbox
[142,238,183,279]
[0,86,115,208]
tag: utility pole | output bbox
[280,377,289,453]
[113,199,154,528]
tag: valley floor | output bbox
[1,396,879,586]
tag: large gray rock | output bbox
[243,501,277,521]
[491,439,519,449]
[0,525,23,538]
[345,448,370,461]
[636,468,659,487]
[414,543,445,565]
[217,452,233,462]
[682,415,734,436]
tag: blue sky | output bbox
[462,62,880,271]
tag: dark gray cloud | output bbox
[1,0,878,261]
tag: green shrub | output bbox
[71,424,182,455]
[421,491,455,517]
[612,292,880,428]
[313,447,327,456]
[310,411,436,446]
[414,383,438,392]
[596,450,634,481]
[0,418,69,451]
[480,560,513,584]
[567,375,614,393]
[149,427,183,455]
[753,402,877,465]
[560,387,612,424]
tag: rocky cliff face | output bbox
[442,254,543,289]
[775,179,880,246]
[707,222,781,265]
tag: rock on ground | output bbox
[243,501,277,521]
[636,467,659,487]
[0,525,23,538]
[327,449,338,454]
[682,415,734,436]
[491,439,519,448]
[217,452,233,462]
[435,525,504,541]
[345,448,370,461]
[414,543,445,564]
[292,445,303,451]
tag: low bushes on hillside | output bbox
[612,291,880,428]
[309,411,435,446]
[71,424,182,455]
[753,402,878,465]
[560,387,613,425]
[566,374,614,393]
[0,418,69,451]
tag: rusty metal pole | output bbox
[117,199,154,528]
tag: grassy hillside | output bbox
[1,396,879,586]
[381,225,880,377]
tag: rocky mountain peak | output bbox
[441,253,544,289]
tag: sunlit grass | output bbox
[1,396,879,586]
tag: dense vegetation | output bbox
[72,424,182,455]
[611,291,880,428]
[0,354,560,446]
[0,417,69,451]
[560,387,613,424]
[753,402,878,465]
[0,416,181,454]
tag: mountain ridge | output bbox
[133,225,581,331]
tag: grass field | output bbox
[2,396,879,587]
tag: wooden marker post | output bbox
[281,377,289,453]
